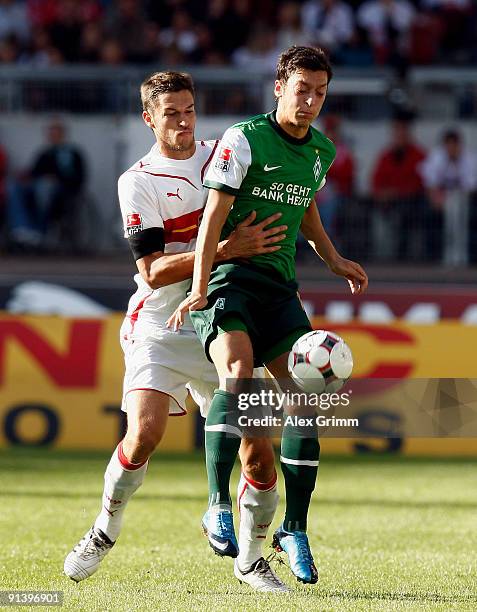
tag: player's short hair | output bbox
[276,46,332,85]
[140,71,195,113]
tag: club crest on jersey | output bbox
[126,212,143,236]
[313,154,322,181]
[215,147,232,172]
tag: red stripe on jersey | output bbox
[201,140,219,183]
[128,170,198,190]
[163,208,203,244]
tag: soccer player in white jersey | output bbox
[63,71,290,592]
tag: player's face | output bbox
[144,90,196,156]
[275,69,328,131]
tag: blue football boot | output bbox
[201,506,239,558]
[272,524,318,584]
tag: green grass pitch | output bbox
[1,449,476,611]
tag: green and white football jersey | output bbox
[204,110,336,281]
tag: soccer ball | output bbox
[288,330,353,394]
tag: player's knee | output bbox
[242,440,275,483]
[223,358,254,379]
[123,428,162,463]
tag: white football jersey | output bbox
[119,139,219,335]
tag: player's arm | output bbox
[165,190,234,329]
[135,210,286,289]
[190,188,235,296]
[300,198,368,294]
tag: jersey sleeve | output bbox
[203,127,251,195]
[118,171,163,238]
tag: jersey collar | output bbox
[267,110,312,145]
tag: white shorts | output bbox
[120,324,219,417]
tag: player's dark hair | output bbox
[141,71,195,113]
[276,46,332,84]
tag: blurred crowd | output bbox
[0,113,476,265]
[304,112,477,266]
[0,0,476,73]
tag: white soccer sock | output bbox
[236,471,278,571]
[94,441,148,541]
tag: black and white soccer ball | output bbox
[288,329,353,393]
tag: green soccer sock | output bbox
[280,423,320,532]
[205,390,242,508]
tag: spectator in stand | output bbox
[0,34,20,63]
[207,0,250,61]
[301,0,355,57]
[100,37,124,65]
[316,114,355,245]
[47,0,84,62]
[6,119,86,252]
[158,8,200,63]
[420,0,475,63]
[276,2,309,51]
[357,0,415,72]
[370,111,427,261]
[420,129,477,265]
[232,23,278,72]
[106,0,156,63]
[27,0,58,28]
[0,0,30,44]
[79,22,103,63]
[335,24,374,66]
[21,27,63,66]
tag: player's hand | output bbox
[328,254,368,295]
[166,292,207,331]
[218,211,287,260]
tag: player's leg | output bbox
[201,328,254,557]
[189,366,288,592]
[266,350,319,585]
[64,390,169,582]
[95,390,170,538]
[234,437,289,592]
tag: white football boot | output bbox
[64,527,114,582]
[234,557,291,592]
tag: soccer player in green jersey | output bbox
[168,46,368,587]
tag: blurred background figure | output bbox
[420,129,477,266]
[275,1,309,51]
[370,111,426,261]
[301,0,355,58]
[106,0,156,64]
[316,114,355,247]
[0,0,30,45]
[232,23,278,72]
[357,0,415,73]
[6,119,86,253]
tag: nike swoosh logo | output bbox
[210,537,229,551]
[264,164,282,171]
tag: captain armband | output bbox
[127,227,165,261]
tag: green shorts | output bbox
[190,262,312,367]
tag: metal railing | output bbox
[0,65,475,119]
